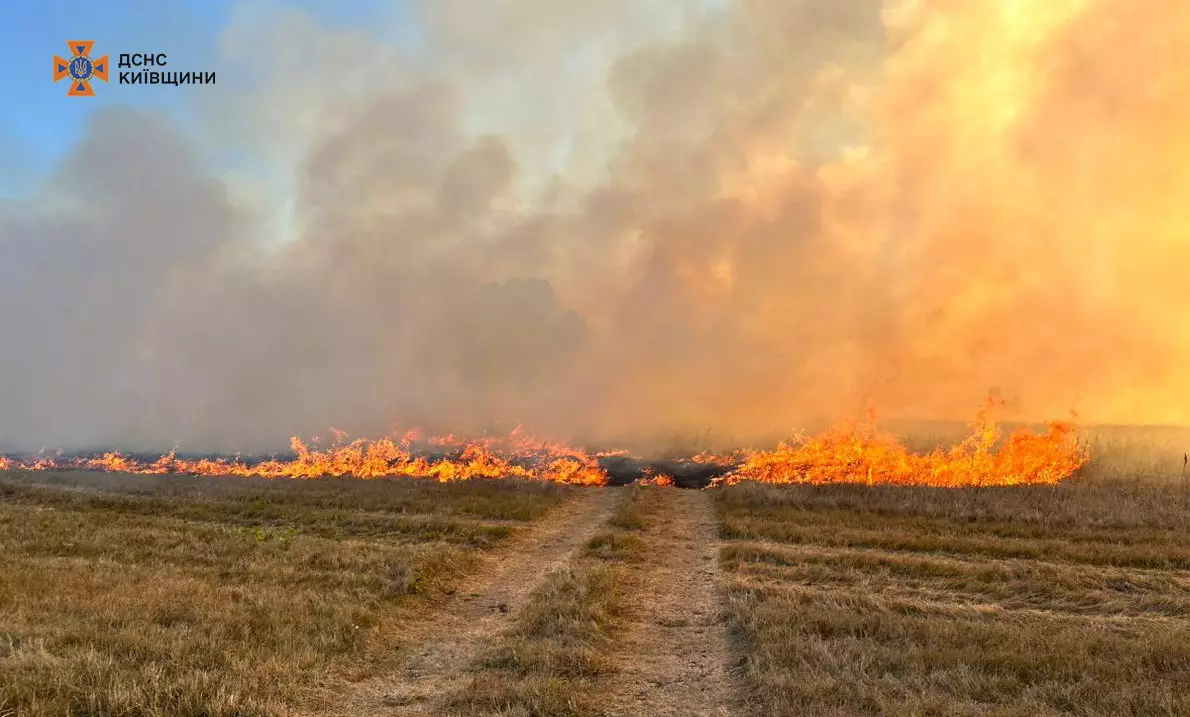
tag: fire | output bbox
[0,402,1088,488]
[715,401,1088,487]
[638,469,675,487]
[0,432,609,486]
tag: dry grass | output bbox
[8,430,1190,717]
[1079,425,1190,479]
[716,476,1190,717]
[445,485,662,717]
[0,471,571,717]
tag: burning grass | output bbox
[715,480,1190,716]
[0,430,610,486]
[716,402,1089,488]
[0,400,1090,490]
[0,472,574,717]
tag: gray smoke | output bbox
[4,0,1189,452]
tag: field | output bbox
[3,437,1190,716]
[718,479,1190,716]
[0,472,572,716]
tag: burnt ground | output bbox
[599,456,734,488]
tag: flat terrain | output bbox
[3,469,1190,716]
[717,479,1190,716]
[0,472,574,716]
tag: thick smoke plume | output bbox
[2,0,1188,452]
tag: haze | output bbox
[2,0,1186,453]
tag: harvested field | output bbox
[715,479,1190,717]
[0,471,574,716]
[4,460,1190,717]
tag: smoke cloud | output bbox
[3,0,1188,452]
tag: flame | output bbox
[638,469,675,487]
[715,400,1088,487]
[0,432,608,486]
[0,401,1088,488]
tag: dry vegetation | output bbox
[5,433,1190,717]
[0,471,572,717]
[443,485,660,717]
[715,463,1190,716]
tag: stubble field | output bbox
[2,434,1190,717]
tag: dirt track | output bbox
[601,490,733,717]
[320,488,622,717]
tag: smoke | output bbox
[3,0,1189,452]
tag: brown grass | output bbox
[7,432,1190,717]
[715,477,1190,717]
[0,471,572,717]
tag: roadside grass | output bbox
[0,471,573,717]
[446,484,662,717]
[715,479,1190,717]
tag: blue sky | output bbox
[0,0,407,194]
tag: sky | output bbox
[0,0,407,194]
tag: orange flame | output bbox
[0,431,610,485]
[638,469,675,487]
[716,400,1088,487]
[0,401,1088,488]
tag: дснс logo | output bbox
[53,41,109,97]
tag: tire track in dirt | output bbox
[320,487,623,717]
[602,489,734,717]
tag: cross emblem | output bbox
[54,41,109,97]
